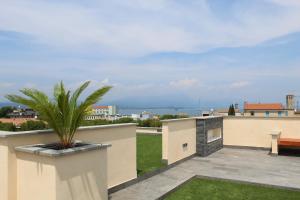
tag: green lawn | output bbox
[165,178,300,200]
[137,134,166,175]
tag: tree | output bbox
[228,104,236,116]
[137,119,162,127]
[6,81,111,148]
[159,114,188,120]
[0,106,14,118]
[113,117,134,124]
[19,120,48,131]
[0,122,16,131]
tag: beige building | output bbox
[243,95,300,117]
[243,102,291,117]
[93,105,118,116]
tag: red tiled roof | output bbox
[244,103,284,110]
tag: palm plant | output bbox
[6,81,111,148]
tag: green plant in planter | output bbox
[6,81,111,148]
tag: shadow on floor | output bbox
[279,148,300,157]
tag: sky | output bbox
[0,0,300,108]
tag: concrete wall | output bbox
[17,149,108,200]
[224,117,300,148]
[162,118,196,165]
[75,125,137,188]
[0,140,8,200]
[0,123,137,200]
[162,116,300,163]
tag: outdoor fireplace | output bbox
[196,117,223,157]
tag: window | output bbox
[278,111,282,117]
[251,111,255,116]
[207,128,222,143]
[285,111,289,117]
[265,111,270,117]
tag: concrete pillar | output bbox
[270,130,281,155]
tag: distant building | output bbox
[93,105,118,116]
[201,110,211,117]
[131,111,153,120]
[7,108,37,119]
[214,103,241,116]
[243,102,291,117]
[85,114,123,121]
[243,95,300,117]
[84,105,118,120]
[84,115,105,120]
[215,108,241,116]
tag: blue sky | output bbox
[0,0,300,108]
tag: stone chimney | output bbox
[286,94,295,110]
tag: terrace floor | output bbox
[110,148,300,200]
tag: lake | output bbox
[119,108,202,116]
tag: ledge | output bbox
[15,142,111,157]
[196,116,223,120]
[270,130,281,136]
[161,116,223,123]
[161,117,197,123]
[224,116,300,120]
[137,127,162,130]
[0,123,136,138]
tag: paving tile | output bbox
[110,148,300,200]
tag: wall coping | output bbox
[137,127,162,130]
[224,116,300,120]
[161,116,223,123]
[15,142,111,157]
[270,130,281,135]
[0,123,136,138]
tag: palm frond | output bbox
[6,81,112,148]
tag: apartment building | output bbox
[243,103,291,117]
[93,105,118,116]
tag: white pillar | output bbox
[270,130,281,155]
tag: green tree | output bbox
[228,104,236,116]
[159,114,188,120]
[6,81,111,148]
[137,119,162,127]
[19,120,48,131]
[113,117,134,124]
[0,122,16,131]
[81,119,111,126]
[0,106,14,118]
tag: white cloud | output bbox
[101,78,110,85]
[1,0,300,104]
[169,79,200,88]
[112,0,168,11]
[0,82,14,89]
[0,0,300,56]
[266,0,300,6]
[229,81,251,89]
